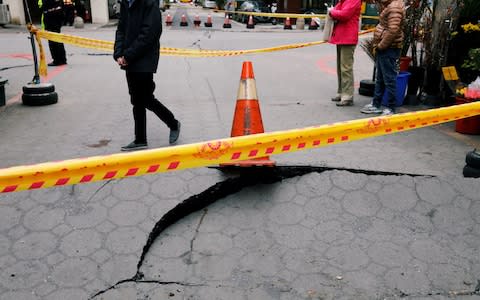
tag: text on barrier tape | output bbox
[1,102,480,193]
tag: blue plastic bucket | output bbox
[382,71,411,107]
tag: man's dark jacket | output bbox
[114,0,162,73]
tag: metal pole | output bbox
[23,0,41,84]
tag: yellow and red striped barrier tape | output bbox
[169,4,380,20]
[218,10,328,19]
[29,25,373,75]
[214,9,380,20]
[1,102,479,193]
[34,27,373,56]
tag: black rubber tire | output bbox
[22,92,58,106]
[22,83,55,94]
[359,87,374,96]
[465,149,480,169]
[360,79,375,90]
[463,164,480,178]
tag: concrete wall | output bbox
[4,0,109,25]
[4,0,26,25]
[90,0,108,24]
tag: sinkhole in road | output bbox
[90,165,431,299]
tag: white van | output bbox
[202,0,216,9]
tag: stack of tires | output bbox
[463,149,480,178]
[22,83,58,106]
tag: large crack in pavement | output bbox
[89,166,435,299]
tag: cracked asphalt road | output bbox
[1,8,480,299]
[1,168,479,299]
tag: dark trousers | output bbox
[126,72,177,143]
[44,11,67,64]
[373,48,400,110]
[64,4,75,25]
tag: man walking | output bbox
[360,0,405,115]
[114,0,181,151]
[42,0,67,66]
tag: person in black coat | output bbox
[114,0,181,151]
[43,0,67,66]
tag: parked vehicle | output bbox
[233,0,271,23]
[202,0,217,9]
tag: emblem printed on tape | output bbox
[194,141,233,160]
[357,118,389,134]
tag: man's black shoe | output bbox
[169,121,181,144]
[121,141,148,151]
[48,61,67,67]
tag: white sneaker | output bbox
[360,103,382,114]
[381,108,394,116]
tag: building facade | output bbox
[4,0,110,25]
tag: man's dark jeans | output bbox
[372,48,400,111]
[126,72,177,143]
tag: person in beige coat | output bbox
[360,0,405,115]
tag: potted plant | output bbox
[454,75,480,134]
[461,47,480,77]
[453,42,480,134]
[454,22,480,83]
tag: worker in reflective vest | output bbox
[42,0,67,66]
[37,0,45,29]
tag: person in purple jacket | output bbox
[328,0,362,107]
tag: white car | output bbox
[203,0,216,8]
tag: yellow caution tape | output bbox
[216,9,328,19]
[30,26,374,66]
[1,102,479,193]
[36,29,115,52]
[170,4,379,20]
[217,10,380,20]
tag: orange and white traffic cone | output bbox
[193,14,201,26]
[165,13,173,26]
[283,17,292,29]
[246,15,255,29]
[220,61,275,167]
[308,17,318,30]
[204,14,213,27]
[223,15,232,28]
[180,14,188,26]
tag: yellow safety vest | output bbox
[38,0,45,29]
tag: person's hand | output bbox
[372,45,377,57]
[117,56,128,67]
[327,6,333,16]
